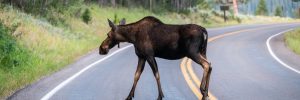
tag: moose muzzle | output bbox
[99,45,109,55]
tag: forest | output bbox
[0,0,252,14]
[1,0,299,17]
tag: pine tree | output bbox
[275,6,283,17]
[255,0,268,16]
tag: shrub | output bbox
[45,11,66,26]
[198,10,210,23]
[197,0,210,10]
[234,16,242,23]
[82,8,91,24]
[0,22,29,70]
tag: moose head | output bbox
[99,18,126,55]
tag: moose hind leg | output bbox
[146,56,164,100]
[126,58,146,100]
[190,54,212,100]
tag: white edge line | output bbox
[41,45,133,100]
[266,29,300,74]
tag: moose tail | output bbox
[200,29,208,56]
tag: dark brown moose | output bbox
[99,16,211,100]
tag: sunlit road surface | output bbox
[9,23,300,100]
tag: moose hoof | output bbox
[157,97,162,100]
[125,92,135,100]
[126,95,134,100]
[157,95,163,100]
[201,96,209,100]
[126,97,132,100]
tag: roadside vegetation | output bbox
[285,28,300,55]
[0,0,299,99]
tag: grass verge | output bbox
[285,28,300,55]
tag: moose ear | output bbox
[119,18,126,25]
[108,19,116,31]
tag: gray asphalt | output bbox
[270,31,300,71]
[193,23,300,100]
[8,23,300,100]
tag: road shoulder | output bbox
[269,30,300,73]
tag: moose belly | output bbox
[154,49,186,60]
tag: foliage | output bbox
[45,10,67,26]
[235,17,242,23]
[214,0,249,4]
[1,0,84,14]
[239,0,249,4]
[0,21,32,98]
[88,0,200,13]
[0,0,85,26]
[198,0,210,10]
[293,9,300,18]
[82,8,91,24]
[199,10,210,23]
[285,29,300,55]
[275,6,283,17]
[0,22,29,71]
[292,0,300,2]
[255,0,268,16]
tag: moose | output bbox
[99,16,212,100]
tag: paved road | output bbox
[9,23,300,100]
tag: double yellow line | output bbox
[180,24,292,100]
[181,58,217,100]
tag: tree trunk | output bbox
[111,0,115,7]
[233,0,239,16]
[149,0,152,11]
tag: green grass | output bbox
[0,4,299,99]
[0,22,32,98]
[285,28,300,55]
[0,5,104,98]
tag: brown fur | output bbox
[99,16,212,100]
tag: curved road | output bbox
[9,23,300,100]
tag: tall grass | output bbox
[285,28,300,55]
[0,20,33,99]
[0,5,103,98]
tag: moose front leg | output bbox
[126,57,146,100]
[146,56,164,100]
[190,54,212,100]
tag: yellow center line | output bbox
[186,59,201,86]
[180,57,203,99]
[208,25,274,42]
[181,23,294,100]
[186,59,217,100]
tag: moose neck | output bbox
[118,25,138,44]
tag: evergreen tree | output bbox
[255,0,268,16]
[275,6,283,17]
